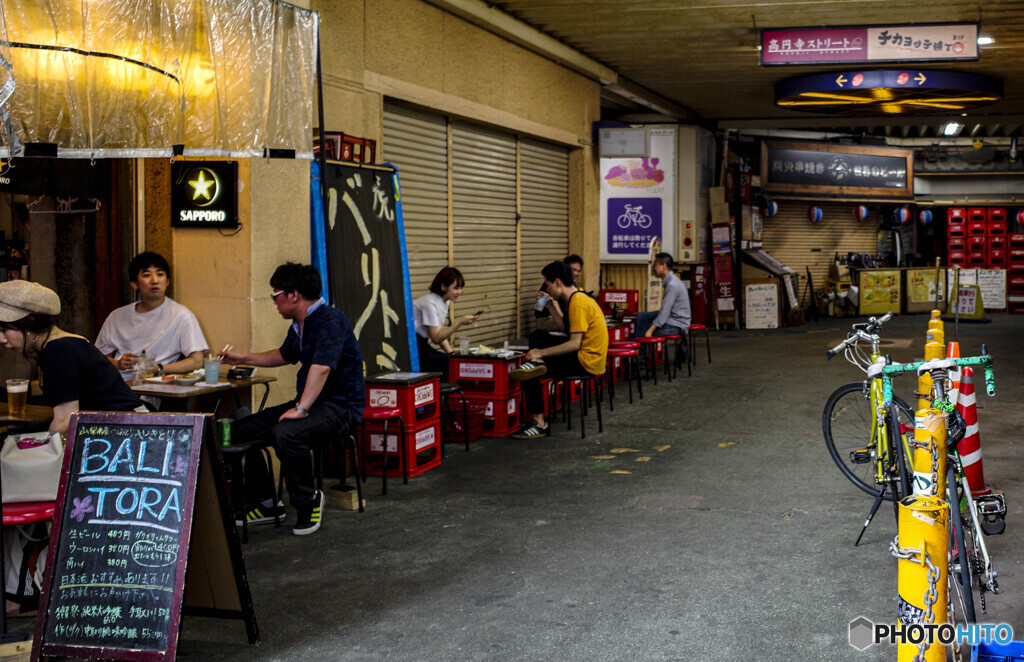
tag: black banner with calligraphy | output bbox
[34,412,258,662]
[322,161,417,373]
[761,140,913,199]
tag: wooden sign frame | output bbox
[32,412,257,662]
[761,140,913,199]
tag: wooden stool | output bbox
[359,406,405,496]
[688,324,711,376]
[607,344,642,404]
[634,336,666,384]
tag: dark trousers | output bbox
[233,402,351,506]
[525,329,588,416]
[417,335,450,380]
[633,311,685,340]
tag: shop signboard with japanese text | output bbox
[600,127,675,262]
[761,23,978,65]
[761,140,913,199]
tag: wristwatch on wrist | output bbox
[295,404,309,414]
[156,364,164,375]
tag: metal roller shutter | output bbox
[519,138,569,335]
[451,122,518,346]
[760,202,877,294]
[382,104,449,299]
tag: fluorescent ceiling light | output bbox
[941,122,963,136]
[977,36,994,45]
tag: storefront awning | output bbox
[0,0,318,159]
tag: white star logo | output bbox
[189,170,216,202]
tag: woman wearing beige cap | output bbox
[0,280,146,435]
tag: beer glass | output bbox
[6,378,28,416]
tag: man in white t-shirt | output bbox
[96,252,209,380]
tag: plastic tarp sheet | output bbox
[0,0,317,158]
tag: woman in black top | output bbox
[0,281,145,435]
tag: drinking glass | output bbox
[6,378,28,416]
[204,355,221,384]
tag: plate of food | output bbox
[146,375,180,384]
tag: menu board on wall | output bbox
[744,280,780,329]
[858,269,901,315]
[33,413,257,662]
[907,268,946,303]
[977,269,1007,310]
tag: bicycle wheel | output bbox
[947,465,977,624]
[822,383,913,501]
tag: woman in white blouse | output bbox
[413,267,479,377]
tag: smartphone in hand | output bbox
[474,310,484,316]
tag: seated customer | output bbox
[0,281,146,436]
[220,263,364,536]
[510,261,608,438]
[413,267,479,376]
[534,254,583,332]
[634,252,691,344]
[96,251,209,379]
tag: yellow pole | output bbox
[920,337,944,411]
[912,408,947,498]
[896,495,948,662]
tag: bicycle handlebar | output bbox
[880,354,995,404]
[825,313,894,361]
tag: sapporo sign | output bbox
[760,140,913,199]
[171,161,238,228]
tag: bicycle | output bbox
[880,353,1002,627]
[616,204,652,229]
[822,313,915,512]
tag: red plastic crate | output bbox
[1008,247,1024,264]
[1009,275,1024,291]
[989,219,1007,235]
[466,393,521,437]
[967,250,987,266]
[968,235,987,251]
[1010,304,1024,314]
[968,207,988,223]
[947,236,966,252]
[598,289,640,315]
[362,418,442,478]
[1010,233,1024,248]
[449,355,522,396]
[443,399,487,443]
[988,234,1006,250]
[988,250,1006,268]
[947,250,967,265]
[365,379,440,427]
[967,220,988,236]
[988,206,1006,225]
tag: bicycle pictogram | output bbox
[616,204,653,229]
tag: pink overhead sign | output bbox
[762,23,979,65]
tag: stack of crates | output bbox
[966,207,988,267]
[947,207,966,266]
[362,376,442,478]
[988,208,1008,268]
[449,355,523,437]
[1009,222,1024,313]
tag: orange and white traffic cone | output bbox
[946,341,961,404]
[955,367,991,497]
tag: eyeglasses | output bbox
[270,290,286,301]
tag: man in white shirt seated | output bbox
[95,251,209,379]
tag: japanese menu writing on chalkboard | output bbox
[42,422,196,653]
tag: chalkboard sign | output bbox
[33,412,257,662]
[322,161,418,372]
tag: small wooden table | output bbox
[0,402,54,436]
[131,375,277,415]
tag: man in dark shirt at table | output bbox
[220,263,364,536]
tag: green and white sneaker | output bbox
[235,499,285,527]
[293,490,325,536]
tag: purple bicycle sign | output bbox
[607,197,662,255]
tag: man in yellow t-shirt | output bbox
[510,260,609,438]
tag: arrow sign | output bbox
[915,72,927,85]
[836,74,848,87]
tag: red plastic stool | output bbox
[634,336,666,384]
[660,333,684,381]
[2,501,54,635]
[687,324,711,376]
[606,346,642,405]
[359,406,405,496]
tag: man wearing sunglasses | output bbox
[220,263,365,536]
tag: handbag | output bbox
[1,431,64,503]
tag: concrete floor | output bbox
[14,312,1024,661]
